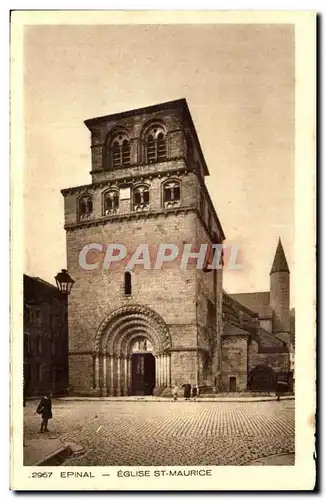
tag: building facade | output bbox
[224,238,292,392]
[61,99,291,396]
[23,274,69,396]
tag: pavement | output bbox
[56,395,294,402]
[247,453,295,465]
[23,437,73,466]
[24,399,295,466]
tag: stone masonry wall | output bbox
[195,217,223,387]
[66,211,199,393]
[248,339,289,373]
[270,271,290,335]
[221,336,248,391]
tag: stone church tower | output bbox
[61,99,225,396]
[269,238,290,345]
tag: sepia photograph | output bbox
[10,10,316,491]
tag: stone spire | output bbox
[270,238,290,275]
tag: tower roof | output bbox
[270,238,290,275]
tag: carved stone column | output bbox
[155,355,159,388]
[94,354,100,390]
[107,355,111,395]
[102,354,107,396]
[162,354,166,387]
[124,356,128,395]
[159,355,163,387]
[110,355,115,396]
[116,355,121,396]
[127,355,132,394]
[167,353,171,387]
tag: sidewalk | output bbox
[247,453,295,465]
[56,395,294,403]
[24,437,72,466]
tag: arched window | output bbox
[145,126,167,163]
[163,180,181,208]
[103,190,119,216]
[124,271,132,295]
[157,132,166,160]
[122,139,131,166]
[112,141,121,168]
[133,185,150,212]
[78,195,93,221]
[109,133,131,168]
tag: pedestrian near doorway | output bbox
[172,383,178,401]
[182,382,191,400]
[35,393,53,432]
[192,384,199,401]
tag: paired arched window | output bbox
[103,189,119,216]
[163,180,181,208]
[78,194,93,221]
[133,185,150,211]
[145,126,166,163]
[110,132,131,168]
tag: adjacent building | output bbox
[222,239,292,392]
[23,274,69,396]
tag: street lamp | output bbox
[54,269,74,396]
[54,269,75,295]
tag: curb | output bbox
[245,452,295,465]
[56,396,294,403]
[25,441,73,467]
[35,444,73,466]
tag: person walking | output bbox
[35,393,53,432]
[192,384,199,401]
[172,383,178,401]
[182,382,191,401]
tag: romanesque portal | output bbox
[94,305,172,396]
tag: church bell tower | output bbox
[270,238,290,345]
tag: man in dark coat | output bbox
[191,384,199,401]
[182,382,191,400]
[36,393,53,432]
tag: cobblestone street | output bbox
[24,399,295,466]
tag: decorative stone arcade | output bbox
[93,305,172,396]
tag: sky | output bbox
[23,23,294,298]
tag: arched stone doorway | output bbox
[248,364,276,392]
[93,305,171,396]
[131,337,155,395]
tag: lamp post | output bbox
[54,269,75,396]
[54,269,75,296]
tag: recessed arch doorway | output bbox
[94,305,172,396]
[131,337,156,395]
[248,364,276,392]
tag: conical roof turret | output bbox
[270,238,290,275]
